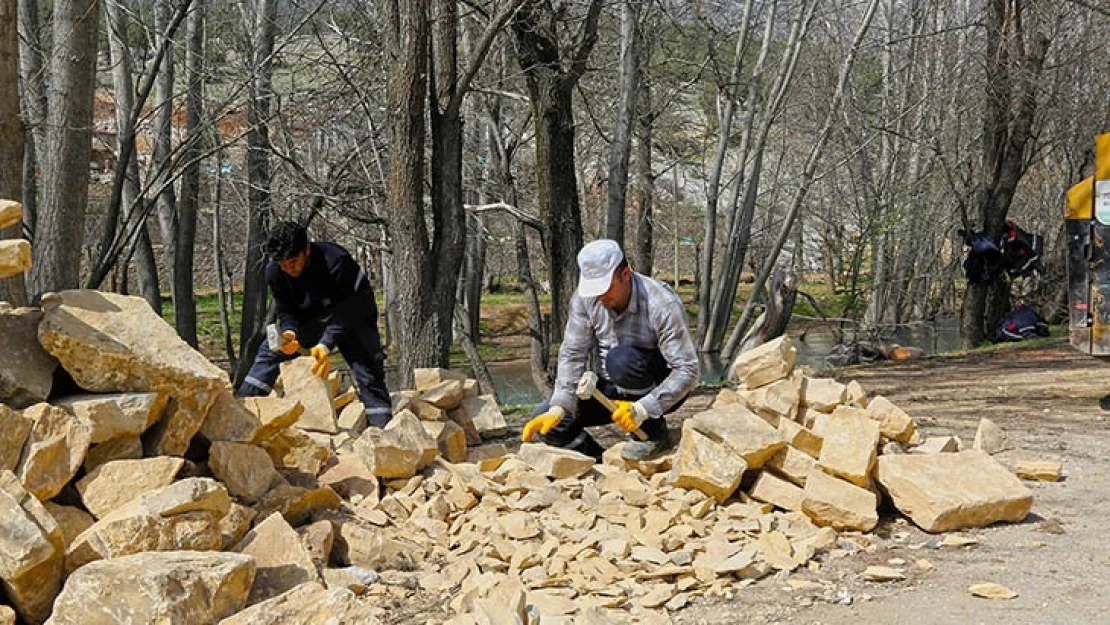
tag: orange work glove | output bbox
[277,330,300,355]
[309,344,331,379]
[611,400,647,433]
[522,406,565,442]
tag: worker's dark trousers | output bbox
[531,345,680,461]
[238,315,393,428]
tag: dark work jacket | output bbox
[267,241,376,350]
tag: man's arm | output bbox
[549,294,596,414]
[638,290,700,419]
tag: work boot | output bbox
[620,417,672,461]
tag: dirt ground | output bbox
[674,339,1110,625]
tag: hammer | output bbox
[265,323,309,355]
[575,371,649,441]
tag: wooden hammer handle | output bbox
[591,390,649,441]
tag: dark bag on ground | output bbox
[994,305,1050,342]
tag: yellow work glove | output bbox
[278,330,300,356]
[611,400,647,433]
[522,405,565,442]
[309,344,331,379]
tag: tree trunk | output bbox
[631,29,654,275]
[0,0,26,305]
[214,149,235,366]
[152,0,177,319]
[30,0,98,300]
[17,0,44,241]
[604,0,641,246]
[174,0,204,346]
[234,0,277,387]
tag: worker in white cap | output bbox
[522,239,699,461]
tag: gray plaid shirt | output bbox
[550,272,699,419]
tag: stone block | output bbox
[911,435,961,454]
[42,502,94,551]
[219,502,257,550]
[337,399,367,437]
[460,395,508,438]
[737,376,799,424]
[83,435,143,473]
[235,512,321,605]
[218,581,384,624]
[817,406,881,487]
[0,405,31,472]
[241,396,305,442]
[844,380,868,407]
[687,404,783,469]
[0,308,56,408]
[0,239,30,279]
[0,471,63,624]
[466,444,508,471]
[76,456,185,519]
[800,376,846,413]
[747,471,803,511]
[384,410,438,467]
[17,403,92,500]
[973,417,1012,454]
[517,443,595,480]
[279,358,337,434]
[318,454,379,501]
[777,419,822,459]
[801,469,878,532]
[209,441,282,504]
[669,423,747,503]
[1015,460,1062,481]
[414,367,466,392]
[728,335,797,389]
[765,445,816,486]
[448,406,482,446]
[256,485,342,527]
[260,429,333,479]
[424,420,468,463]
[867,395,917,443]
[0,199,21,229]
[420,379,465,410]
[56,392,167,444]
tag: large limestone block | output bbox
[973,417,1012,454]
[234,512,320,605]
[0,308,56,408]
[817,407,881,487]
[461,395,508,438]
[875,450,1033,532]
[0,239,30,279]
[866,396,917,443]
[42,503,94,551]
[384,410,438,467]
[420,379,465,410]
[144,391,221,456]
[800,377,846,413]
[0,471,63,624]
[424,420,468,463]
[686,404,783,469]
[777,419,822,459]
[353,411,428,479]
[414,367,466,392]
[37,290,229,394]
[737,376,800,424]
[17,403,92,499]
[518,443,595,480]
[76,456,185,519]
[47,551,255,625]
[728,335,797,388]
[669,423,747,503]
[0,406,32,471]
[801,469,878,532]
[0,199,21,229]
[209,442,282,504]
[279,358,337,434]
[748,471,803,511]
[56,392,167,444]
[83,435,143,472]
[766,445,816,486]
[66,478,231,572]
[218,581,384,625]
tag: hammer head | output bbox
[265,323,284,351]
[575,371,599,400]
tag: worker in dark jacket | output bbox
[237,221,393,427]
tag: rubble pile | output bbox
[0,266,1053,623]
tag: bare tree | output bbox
[0,0,25,305]
[17,0,45,239]
[604,0,641,245]
[173,0,205,346]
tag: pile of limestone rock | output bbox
[0,279,1046,621]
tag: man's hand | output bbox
[310,344,331,378]
[277,330,300,356]
[611,400,647,433]
[522,406,565,442]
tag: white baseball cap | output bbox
[577,239,625,298]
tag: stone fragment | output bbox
[968,582,1018,600]
[353,412,428,479]
[333,388,356,411]
[47,551,255,625]
[875,450,1033,532]
[765,445,816,486]
[241,396,305,441]
[0,605,12,625]
[728,335,796,389]
[83,435,143,472]
[337,399,367,437]
[414,368,466,392]
[76,456,185,519]
[43,502,95,550]
[669,424,746,503]
[817,407,880,487]
[461,395,508,438]
[844,380,868,407]
[466,444,508,471]
[297,520,335,569]
[260,429,332,478]
[55,392,167,444]
[319,454,379,500]
[199,391,265,444]
[0,471,63,624]
[145,392,221,457]
[862,566,905,582]
[218,581,384,624]
[973,417,1013,454]
[279,357,337,434]
[517,443,595,480]
[686,404,783,469]
[219,503,257,550]
[0,239,30,279]
[66,477,231,572]
[209,442,282,504]
[0,405,31,471]
[800,376,846,412]
[747,471,803,511]
[462,378,480,399]
[602,443,672,477]
[448,406,482,446]
[867,396,917,443]
[800,469,878,532]
[737,376,800,424]
[385,410,438,467]
[1015,460,1063,482]
[777,419,822,459]
[235,512,321,604]
[0,308,56,408]
[424,420,468,463]
[0,199,21,228]
[256,485,341,526]
[911,435,961,454]
[17,403,92,499]
[420,379,465,410]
